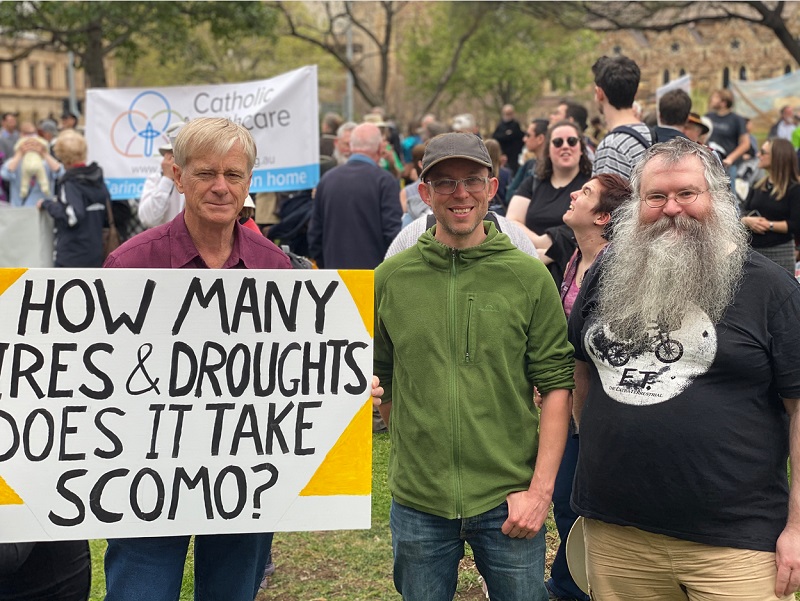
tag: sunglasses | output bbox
[552,136,579,148]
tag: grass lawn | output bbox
[89,433,558,600]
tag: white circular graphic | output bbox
[585,303,717,405]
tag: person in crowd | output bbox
[588,116,606,148]
[591,55,652,179]
[484,138,512,211]
[0,112,18,161]
[373,132,574,601]
[400,143,430,227]
[13,128,52,200]
[684,112,711,144]
[138,126,186,228]
[60,111,79,132]
[401,120,422,164]
[655,89,692,143]
[492,104,526,175]
[332,121,357,166]
[506,120,592,282]
[0,541,90,601]
[705,89,750,190]
[506,118,548,202]
[545,173,630,601]
[307,122,402,269]
[320,111,343,157]
[37,118,59,149]
[741,137,800,274]
[569,136,800,600]
[36,129,105,267]
[103,118,290,601]
[2,121,63,207]
[769,105,798,143]
[451,113,479,136]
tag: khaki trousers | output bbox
[583,519,791,601]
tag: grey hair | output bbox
[629,137,734,208]
[173,118,256,172]
[336,121,358,139]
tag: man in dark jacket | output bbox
[307,122,402,268]
[492,104,526,175]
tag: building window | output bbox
[45,65,53,90]
[731,39,741,50]
[787,64,793,74]
[671,42,680,53]
[679,68,686,77]
[11,63,18,87]
[739,66,747,81]
[613,45,622,55]
[722,67,730,88]
[28,64,36,88]
[663,69,670,84]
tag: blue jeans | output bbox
[390,500,548,601]
[104,532,273,601]
[547,432,590,601]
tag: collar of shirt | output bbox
[169,211,246,269]
[347,153,377,167]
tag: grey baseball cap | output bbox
[419,132,493,181]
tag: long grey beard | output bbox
[597,201,747,346]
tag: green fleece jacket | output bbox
[374,222,574,519]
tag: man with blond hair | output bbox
[103,118,291,601]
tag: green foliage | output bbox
[0,2,280,87]
[401,2,598,114]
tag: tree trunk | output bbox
[83,20,107,88]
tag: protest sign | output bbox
[0,267,373,542]
[85,66,320,199]
[730,71,800,119]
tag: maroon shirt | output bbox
[104,211,291,269]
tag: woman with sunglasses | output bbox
[740,137,800,274]
[507,120,593,282]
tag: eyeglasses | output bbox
[642,189,708,208]
[551,136,579,148]
[427,177,488,195]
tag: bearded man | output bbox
[569,137,800,600]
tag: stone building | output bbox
[0,36,107,125]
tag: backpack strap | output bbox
[424,212,503,232]
[611,125,651,150]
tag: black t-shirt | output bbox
[568,250,800,551]
[705,111,746,159]
[744,182,800,248]
[524,173,588,236]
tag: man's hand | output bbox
[161,153,175,180]
[501,488,551,539]
[371,375,384,408]
[775,524,800,596]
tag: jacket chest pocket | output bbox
[460,292,512,365]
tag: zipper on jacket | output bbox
[465,295,474,363]
[449,249,463,518]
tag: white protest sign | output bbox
[86,66,320,200]
[0,268,373,542]
[0,208,54,268]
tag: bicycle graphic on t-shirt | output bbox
[593,322,684,367]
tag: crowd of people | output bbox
[1,51,800,601]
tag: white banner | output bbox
[730,71,800,120]
[0,267,373,541]
[0,208,54,268]
[86,66,320,200]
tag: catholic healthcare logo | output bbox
[110,91,184,158]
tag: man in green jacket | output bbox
[373,132,574,601]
